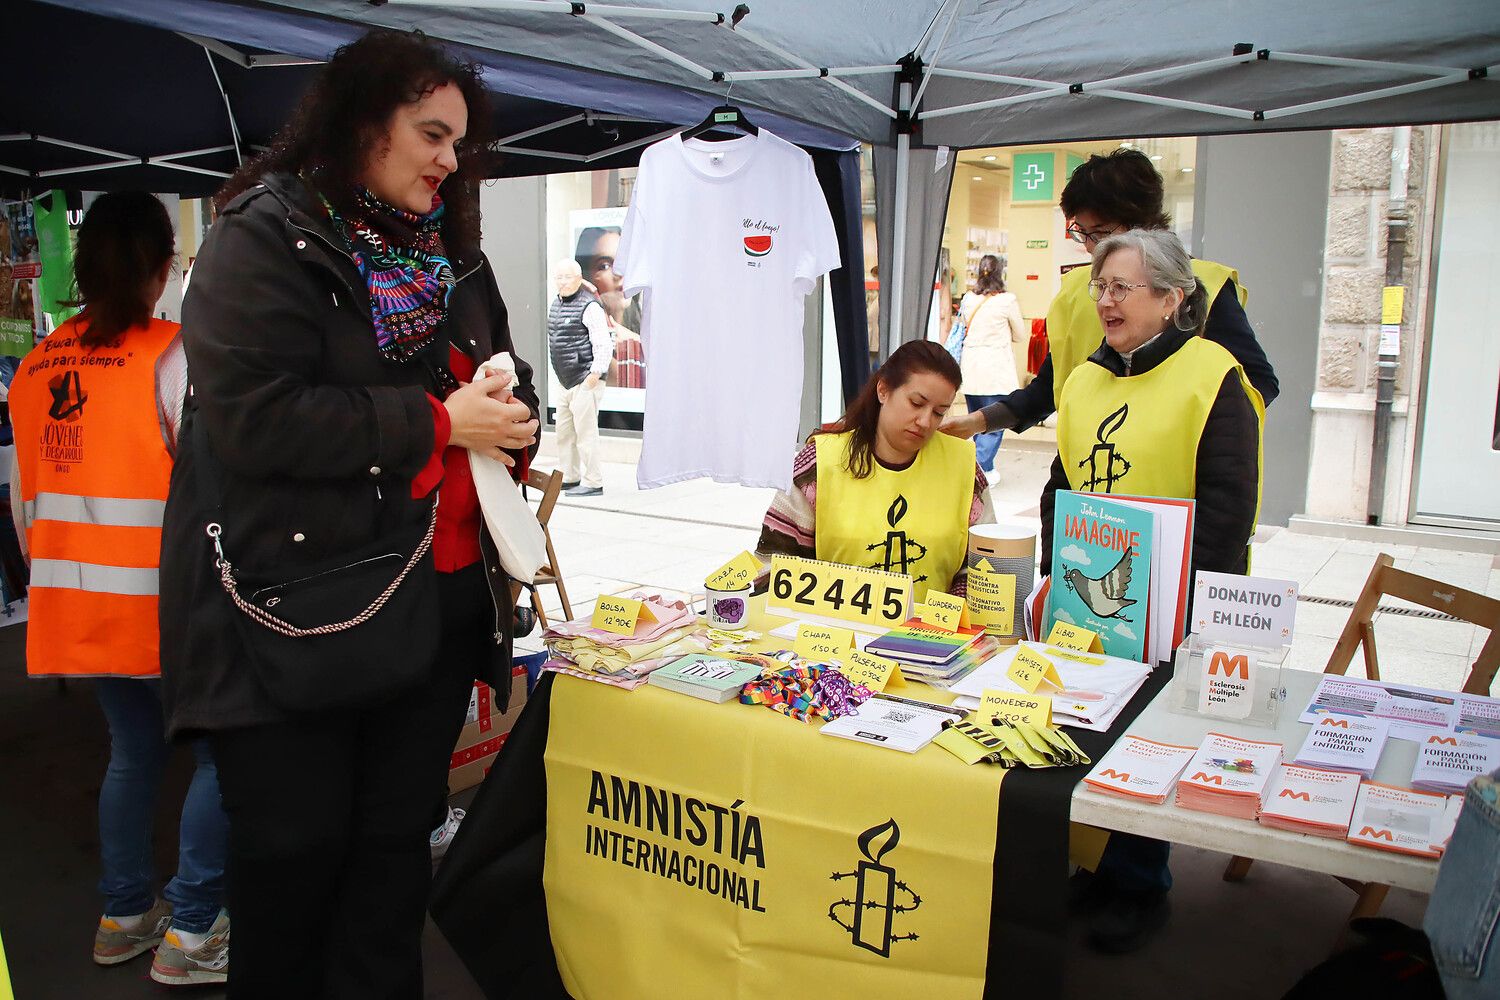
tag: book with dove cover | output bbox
[1048,492,1154,661]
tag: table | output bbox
[1071,667,1439,893]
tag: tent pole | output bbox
[911,0,963,113]
[888,80,912,356]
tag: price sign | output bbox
[793,624,854,662]
[839,649,904,692]
[706,550,761,592]
[980,689,1053,728]
[592,595,656,636]
[1007,647,1063,693]
[767,554,912,630]
[1047,621,1103,653]
[920,591,970,632]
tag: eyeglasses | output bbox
[1087,278,1150,302]
[1066,221,1120,245]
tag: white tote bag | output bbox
[466,353,547,583]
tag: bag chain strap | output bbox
[204,502,437,638]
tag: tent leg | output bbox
[887,81,912,357]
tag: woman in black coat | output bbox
[159,32,539,997]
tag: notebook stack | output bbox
[1257,764,1362,839]
[1410,731,1500,794]
[647,654,764,703]
[1174,732,1283,820]
[1292,716,1390,778]
[863,619,990,685]
[1082,735,1197,804]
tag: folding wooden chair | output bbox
[1223,553,1500,925]
[524,467,573,627]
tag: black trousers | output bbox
[210,564,491,999]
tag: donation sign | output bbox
[1192,571,1298,648]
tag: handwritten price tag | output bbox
[920,591,970,632]
[967,562,1016,633]
[592,595,656,636]
[1007,647,1063,693]
[793,624,855,662]
[839,649,905,692]
[1047,621,1103,653]
[980,689,1052,728]
[706,550,761,592]
[767,554,912,630]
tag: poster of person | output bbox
[548,205,647,430]
[0,200,42,359]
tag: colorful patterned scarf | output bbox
[322,188,455,364]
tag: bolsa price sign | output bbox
[767,554,913,631]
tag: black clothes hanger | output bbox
[681,103,758,142]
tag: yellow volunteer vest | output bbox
[1057,337,1264,514]
[1048,258,1245,410]
[814,430,975,596]
[10,316,178,678]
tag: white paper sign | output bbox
[1192,571,1298,647]
[1197,645,1258,720]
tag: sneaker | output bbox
[565,485,604,497]
[150,910,230,985]
[560,480,580,491]
[94,897,174,965]
[1085,889,1170,955]
[430,806,466,861]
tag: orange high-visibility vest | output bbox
[10,316,178,677]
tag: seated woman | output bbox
[758,340,994,599]
[1042,227,1263,956]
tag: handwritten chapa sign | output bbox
[1193,571,1298,648]
[1007,647,1063,694]
[967,560,1016,634]
[839,648,905,692]
[592,595,658,636]
[980,689,1052,728]
[793,624,855,662]
[1047,621,1103,653]
[920,590,970,632]
[706,550,761,592]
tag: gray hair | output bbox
[1091,229,1208,333]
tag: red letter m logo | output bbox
[1320,718,1350,728]
[1279,789,1312,801]
[1098,769,1131,781]
[1428,736,1460,747]
[1190,772,1225,785]
[1207,651,1249,679]
[1359,827,1395,841]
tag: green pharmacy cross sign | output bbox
[1011,152,1054,202]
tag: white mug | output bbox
[696,584,752,630]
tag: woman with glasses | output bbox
[1043,227,1263,956]
[942,148,1277,440]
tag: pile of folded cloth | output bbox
[542,593,709,690]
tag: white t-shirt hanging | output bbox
[616,129,841,492]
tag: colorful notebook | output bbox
[862,617,986,665]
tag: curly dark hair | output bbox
[1059,148,1171,231]
[216,30,493,256]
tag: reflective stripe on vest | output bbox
[29,559,159,597]
[813,429,976,596]
[1047,258,1244,411]
[24,492,166,528]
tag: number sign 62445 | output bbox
[766,554,912,630]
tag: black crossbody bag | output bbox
[190,406,440,712]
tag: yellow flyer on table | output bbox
[1007,647,1063,693]
[967,561,1015,633]
[920,591,969,632]
[706,551,761,591]
[794,624,855,662]
[839,649,905,692]
[1046,621,1103,653]
[592,595,657,636]
[979,689,1052,728]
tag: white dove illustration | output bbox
[1063,547,1137,620]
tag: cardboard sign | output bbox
[980,689,1052,728]
[1197,645,1258,720]
[1192,571,1298,648]
[1007,647,1063,694]
[592,595,657,636]
[839,649,905,692]
[920,591,970,632]
[706,550,761,592]
[967,561,1016,634]
[767,554,912,630]
[793,624,855,662]
[1047,621,1103,653]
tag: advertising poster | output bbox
[0,200,40,359]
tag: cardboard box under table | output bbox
[449,666,528,793]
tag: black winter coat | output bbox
[1039,326,1260,581]
[159,173,539,738]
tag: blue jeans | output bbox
[1425,768,1500,1000]
[964,393,1005,474]
[93,678,228,934]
